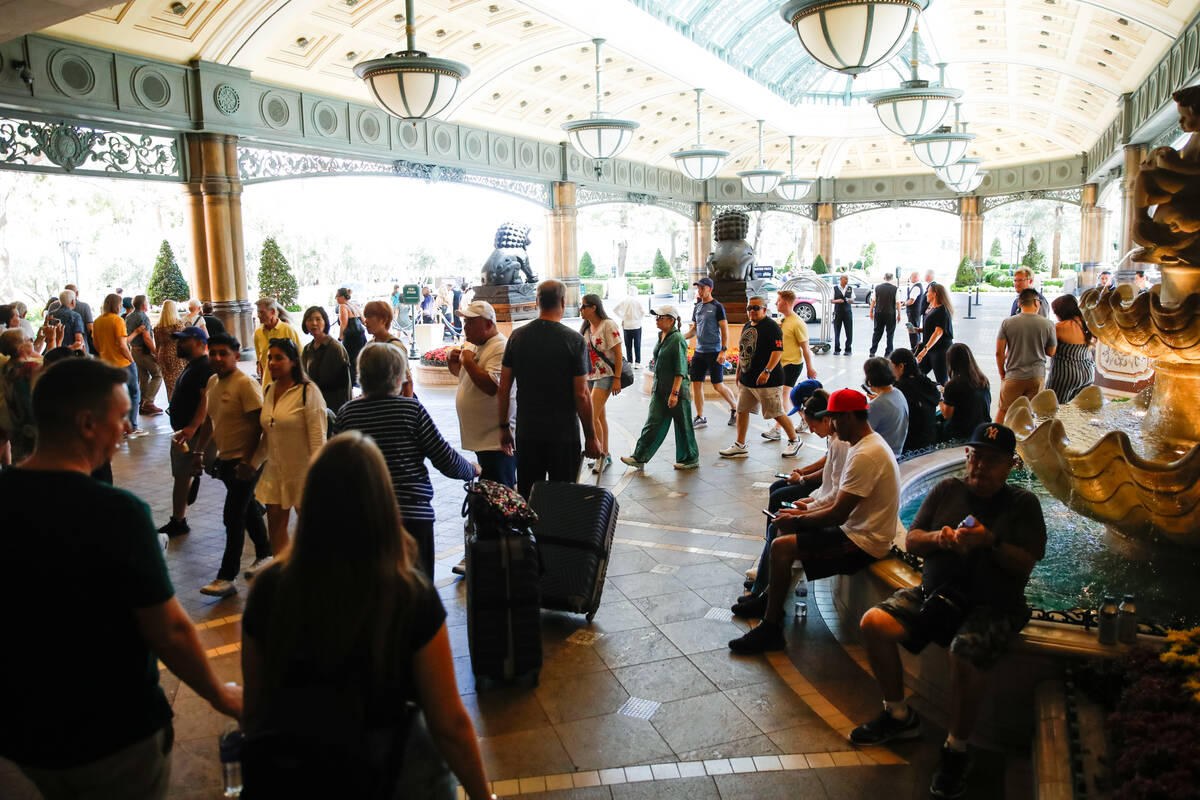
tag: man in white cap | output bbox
[449,300,516,487]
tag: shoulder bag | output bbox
[588,326,634,390]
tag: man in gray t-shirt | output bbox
[995,288,1056,422]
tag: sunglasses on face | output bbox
[747,305,766,312]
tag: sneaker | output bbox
[619,456,645,470]
[200,579,237,597]
[727,408,738,426]
[673,460,699,470]
[848,708,922,746]
[451,557,467,576]
[187,475,202,505]
[157,517,190,537]
[158,533,169,553]
[594,455,612,474]
[930,745,972,799]
[140,404,164,415]
[833,350,841,355]
[782,440,802,458]
[244,556,274,579]
[760,427,781,441]
[844,349,852,356]
[719,443,748,458]
[126,429,150,439]
[692,415,708,429]
[728,620,786,653]
[730,592,768,619]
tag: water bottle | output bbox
[219,724,244,798]
[1097,596,1119,645]
[1118,595,1138,644]
[959,515,977,529]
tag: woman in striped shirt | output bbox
[335,343,479,577]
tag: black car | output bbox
[818,273,873,305]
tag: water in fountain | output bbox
[1044,396,1188,462]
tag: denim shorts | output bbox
[589,376,614,391]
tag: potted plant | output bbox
[651,249,674,295]
[412,346,459,386]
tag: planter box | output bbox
[413,363,458,386]
[652,277,674,295]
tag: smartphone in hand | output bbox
[761,509,777,520]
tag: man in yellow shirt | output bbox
[252,298,301,386]
[763,290,818,440]
[93,293,147,437]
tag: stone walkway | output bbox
[0,298,1033,799]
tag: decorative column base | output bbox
[210,299,255,354]
[714,279,749,323]
[471,284,538,322]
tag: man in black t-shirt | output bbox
[847,423,1045,800]
[159,326,216,537]
[499,280,601,496]
[719,297,802,459]
[869,273,901,357]
[0,358,241,799]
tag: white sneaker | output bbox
[200,579,237,597]
[719,443,749,458]
[158,533,169,553]
[244,556,274,579]
[126,428,150,439]
[760,427,781,441]
[782,440,802,458]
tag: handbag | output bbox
[463,478,539,535]
[589,335,634,390]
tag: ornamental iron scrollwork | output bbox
[980,187,1085,214]
[237,146,394,183]
[0,117,179,179]
[833,200,891,220]
[577,188,697,220]
[901,197,960,216]
[458,173,549,207]
[712,202,815,219]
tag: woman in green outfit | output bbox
[621,304,700,470]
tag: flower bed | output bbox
[421,347,451,367]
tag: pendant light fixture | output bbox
[869,32,959,137]
[562,38,639,176]
[948,170,986,193]
[354,0,470,120]
[908,103,974,168]
[775,135,813,201]
[671,88,729,181]
[936,157,982,188]
[780,0,928,76]
[737,120,784,195]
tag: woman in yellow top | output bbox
[93,293,145,436]
[253,298,301,386]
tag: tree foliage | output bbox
[954,255,977,288]
[860,241,877,272]
[147,240,189,305]
[578,250,596,278]
[257,237,299,306]
[781,252,795,274]
[989,237,1004,259]
[1021,236,1047,272]
[651,248,672,278]
[812,254,829,274]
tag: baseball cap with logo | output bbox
[813,388,869,418]
[651,304,681,319]
[458,300,496,322]
[693,277,714,288]
[966,422,1017,457]
[787,379,823,416]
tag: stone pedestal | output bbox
[713,279,749,323]
[472,284,538,322]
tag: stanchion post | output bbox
[964,290,976,320]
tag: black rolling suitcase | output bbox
[463,480,541,686]
[528,480,619,621]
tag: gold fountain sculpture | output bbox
[1005,86,1200,546]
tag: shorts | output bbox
[876,586,1031,670]
[774,524,877,580]
[781,363,802,389]
[589,376,614,391]
[737,384,785,419]
[688,351,725,384]
[169,437,216,478]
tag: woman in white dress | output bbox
[255,337,328,554]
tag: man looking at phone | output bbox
[847,422,1045,800]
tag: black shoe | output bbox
[743,578,754,590]
[728,620,785,654]
[844,349,852,356]
[157,517,190,537]
[930,745,971,799]
[451,557,467,576]
[731,592,768,619]
[187,474,201,506]
[833,350,841,355]
[848,708,921,746]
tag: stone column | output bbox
[959,196,983,268]
[815,202,835,265]
[1119,144,1146,284]
[183,132,254,347]
[545,181,579,313]
[689,201,712,287]
[1079,184,1105,286]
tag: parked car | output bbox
[818,272,873,305]
[758,285,825,322]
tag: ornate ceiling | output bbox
[28,0,1200,179]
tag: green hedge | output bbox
[582,280,606,297]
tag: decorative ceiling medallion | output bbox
[214,84,240,115]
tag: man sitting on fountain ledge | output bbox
[849,422,1046,800]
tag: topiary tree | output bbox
[812,254,829,274]
[954,255,977,287]
[989,237,1004,260]
[1021,237,1047,272]
[651,248,672,278]
[258,237,299,307]
[579,250,596,278]
[860,241,877,273]
[147,240,189,306]
[781,252,795,274]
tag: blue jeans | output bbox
[476,450,517,488]
[751,478,819,594]
[124,363,140,430]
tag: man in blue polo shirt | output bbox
[683,277,737,428]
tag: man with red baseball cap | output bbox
[729,388,904,654]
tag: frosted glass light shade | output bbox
[780,0,929,76]
[738,169,785,194]
[563,116,639,161]
[355,53,469,120]
[776,177,814,200]
[671,146,729,181]
[908,127,974,168]
[949,170,986,193]
[869,83,960,137]
[936,158,982,187]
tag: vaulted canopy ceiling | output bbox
[26,0,1200,178]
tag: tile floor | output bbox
[0,300,1033,798]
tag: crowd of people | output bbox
[0,265,1096,799]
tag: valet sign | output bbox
[402,284,421,304]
